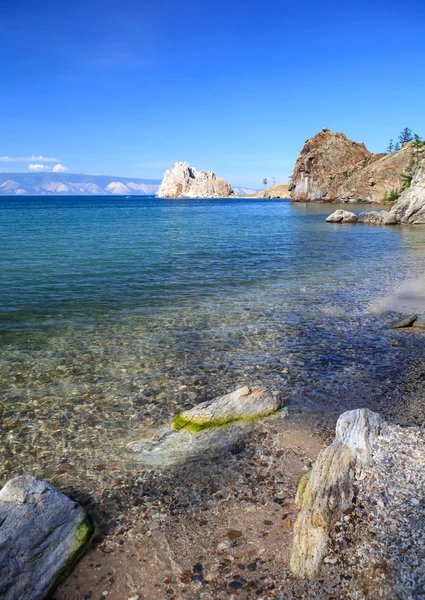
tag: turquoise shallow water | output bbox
[1,196,425,491]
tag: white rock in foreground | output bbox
[290,408,382,579]
[157,162,234,198]
[326,209,358,223]
[0,475,93,600]
[130,386,284,467]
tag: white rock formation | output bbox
[0,475,93,600]
[326,209,358,223]
[157,162,234,198]
[290,408,382,579]
[130,386,284,466]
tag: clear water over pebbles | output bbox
[1,196,425,493]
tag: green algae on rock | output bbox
[131,386,285,467]
[171,386,283,433]
[0,475,94,600]
[295,471,311,506]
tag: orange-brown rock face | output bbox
[289,129,414,203]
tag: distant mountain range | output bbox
[0,172,160,196]
[0,172,257,196]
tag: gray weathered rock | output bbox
[357,210,396,225]
[412,317,425,328]
[290,408,382,579]
[389,160,425,224]
[157,162,234,198]
[326,209,357,223]
[389,314,418,328]
[130,386,284,467]
[358,160,425,225]
[0,475,93,600]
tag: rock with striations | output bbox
[289,128,414,203]
[0,475,93,600]
[290,409,383,579]
[326,209,358,223]
[157,162,234,198]
[358,160,425,225]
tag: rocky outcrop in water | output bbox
[157,162,234,198]
[290,409,382,579]
[289,128,414,203]
[326,209,358,223]
[130,386,284,466]
[0,475,93,600]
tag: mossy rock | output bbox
[131,386,286,467]
[295,471,311,507]
[0,476,94,600]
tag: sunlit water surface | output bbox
[1,196,425,492]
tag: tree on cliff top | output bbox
[399,128,414,144]
[387,139,394,153]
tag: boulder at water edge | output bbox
[130,386,284,467]
[0,475,93,600]
[326,210,358,223]
[290,408,382,579]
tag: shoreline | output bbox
[51,337,425,600]
[2,196,425,598]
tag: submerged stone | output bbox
[130,386,284,467]
[389,314,418,329]
[412,317,425,329]
[0,475,93,600]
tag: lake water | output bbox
[1,196,425,492]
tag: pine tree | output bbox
[399,128,414,144]
[412,134,425,163]
[394,142,401,152]
[262,178,268,188]
[386,139,394,153]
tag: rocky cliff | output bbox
[157,162,234,198]
[358,159,425,224]
[289,128,414,203]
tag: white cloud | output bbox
[52,164,68,173]
[28,163,51,171]
[0,155,59,163]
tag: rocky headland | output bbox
[157,162,234,198]
[289,128,415,203]
[326,158,425,225]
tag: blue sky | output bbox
[1,0,425,188]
